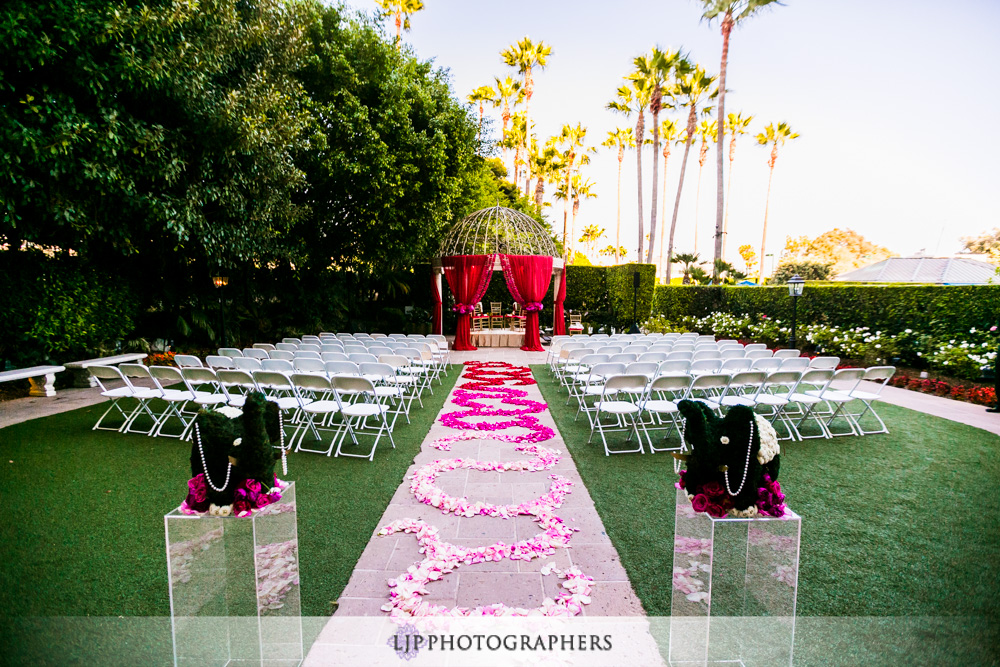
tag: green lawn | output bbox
[534,367,1000,666]
[0,366,458,665]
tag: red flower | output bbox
[691,494,709,513]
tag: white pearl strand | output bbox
[195,424,232,492]
[279,412,288,476]
[724,420,755,497]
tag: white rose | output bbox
[216,406,243,420]
[219,505,232,517]
[233,438,242,447]
[720,436,730,445]
[209,504,221,516]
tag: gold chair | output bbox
[471,303,488,332]
[489,302,504,330]
[568,313,584,335]
[509,302,526,332]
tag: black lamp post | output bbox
[212,275,229,348]
[628,270,641,334]
[787,274,804,350]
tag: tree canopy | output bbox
[782,228,894,277]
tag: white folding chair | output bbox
[804,368,867,437]
[746,349,773,360]
[718,371,767,410]
[290,373,338,453]
[147,365,198,438]
[657,360,691,377]
[847,366,896,435]
[690,359,723,377]
[326,361,361,378]
[640,375,691,453]
[687,373,731,413]
[253,343,276,352]
[752,370,804,440]
[359,361,409,427]
[773,349,801,359]
[588,374,649,456]
[232,357,262,372]
[218,348,243,358]
[215,369,260,407]
[331,376,396,461]
[293,357,328,376]
[573,362,628,424]
[206,355,235,370]
[780,357,810,371]
[243,348,269,360]
[174,355,204,368]
[720,358,753,374]
[261,359,294,372]
[785,369,836,439]
[809,356,841,370]
[90,365,159,434]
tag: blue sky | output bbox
[338,0,1000,269]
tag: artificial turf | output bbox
[534,366,1000,666]
[0,365,458,665]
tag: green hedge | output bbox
[653,284,1000,338]
[0,250,138,367]
[607,263,656,330]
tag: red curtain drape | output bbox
[554,269,566,336]
[431,271,442,336]
[442,255,494,351]
[500,254,553,352]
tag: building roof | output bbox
[834,257,997,285]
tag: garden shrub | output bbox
[654,284,1000,341]
[0,250,137,366]
[607,263,656,330]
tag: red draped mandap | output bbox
[431,206,567,352]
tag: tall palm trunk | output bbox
[523,69,533,197]
[572,198,580,260]
[476,102,484,147]
[713,11,734,279]
[615,149,623,264]
[694,140,709,254]
[666,106,697,283]
[562,158,572,259]
[394,10,402,48]
[501,105,510,176]
[758,144,778,283]
[513,143,522,187]
[722,136,736,257]
[534,177,545,209]
[657,143,670,280]
[635,111,645,261]
[646,86,661,264]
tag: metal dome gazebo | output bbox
[432,206,566,351]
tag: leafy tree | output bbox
[599,245,629,262]
[771,260,834,283]
[551,123,593,260]
[782,228,893,277]
[602,127,636,263]
[961,228,1000,263]
[374,0,425,47]
[2,0,314,264]
[665,62,718,283]
[756,121,800,282]
[713,258,747,284]
[722,111,754,256]
[528,141,560,210]
[293,3,481,276]
[738,243,758,275]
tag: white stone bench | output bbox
[65,353,148,388]
[0,365,67,397]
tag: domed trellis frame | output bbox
[432,206,567,351]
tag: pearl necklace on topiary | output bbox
[724,420,755,497]
[279,412,288,476]
[195,424,232,492]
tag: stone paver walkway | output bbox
[327,352,643,617]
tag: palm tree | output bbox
[579,223,605,260]
[655,119,682,280]
[700,0,782,277]
[631,48,684,264]
[601,127,636,264]
[693,118,718,255]
[672,251,704,284]
[664,62,718,283]
[721,110,754,256]
[503,112,527,187]
[599,245,629,263]
[553,123,591,261]
[608,78,652,261]
[501,37,553,196]
[492,76,523,177]
[572,178,599,257]
[375,0,425,48]
[713,258,746,284]
[530,141,560,210]
[467,85,496,148]
[756,121,800,283]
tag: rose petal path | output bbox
[327,349,645,617]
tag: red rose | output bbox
[706,503,727,518]
[702,481,724,498]
[691,494,709,513]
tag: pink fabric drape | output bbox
[431,271,442,336]
[554,269,566,336]
[500,254,553,352]
[442,255,494,351]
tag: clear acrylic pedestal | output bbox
[669,488,800,667]
[165,482,302,667]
